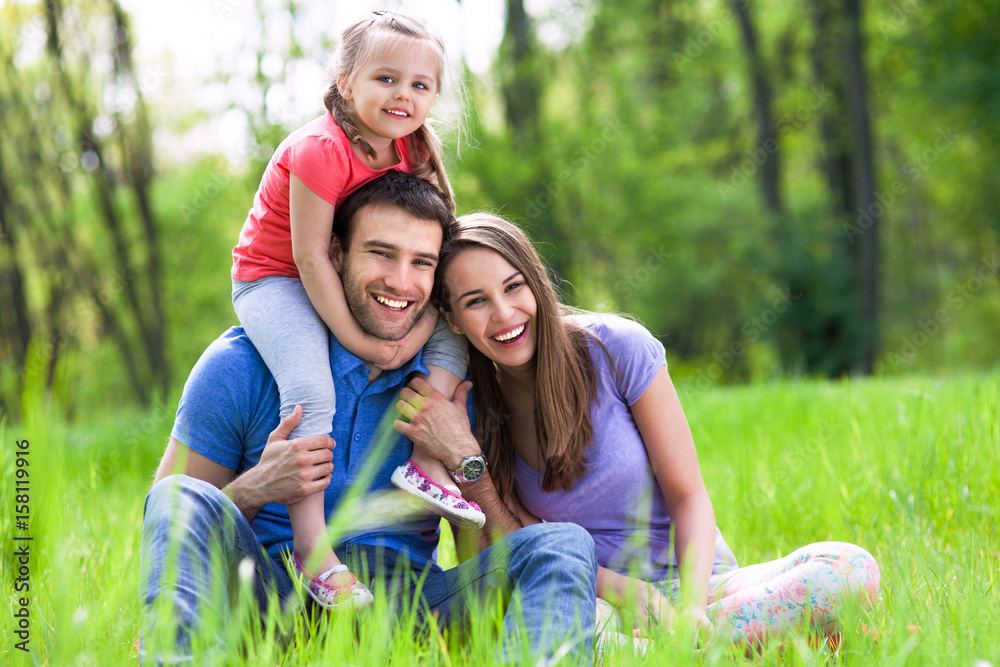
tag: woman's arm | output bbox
[454,472,525,560]
[289,174,399,365]
[454,478,544,560]
[393,378,527,558]
[631,366,716,623]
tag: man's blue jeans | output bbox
[139,475,597,663]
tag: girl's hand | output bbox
[372,339,406,370]
[372,308,438,371]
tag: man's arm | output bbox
[394,378,524,558]
[154,437,235,487]
[153,405,335,522]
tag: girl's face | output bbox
[444,248,538,373]
[340,39,439,143]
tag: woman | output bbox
[403,212,881,648]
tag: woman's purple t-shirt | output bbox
[513,314,736,580]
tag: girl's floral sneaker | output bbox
[292,554,374,611]
[391,460,486,529]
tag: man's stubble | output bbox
[340,253,429,342]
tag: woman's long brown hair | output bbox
[322,10,455,211]
[437,213,598,503]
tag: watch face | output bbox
[463,458,485,480]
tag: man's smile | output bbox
[373,294,414,311]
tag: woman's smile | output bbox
[490,323,528,345]
[444,247,538,370]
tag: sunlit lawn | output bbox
[1,371,997,665]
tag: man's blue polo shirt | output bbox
[171,326,441,569]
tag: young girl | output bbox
[230,10,484,612]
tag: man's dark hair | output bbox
[333,170,455,249]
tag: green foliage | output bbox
[154,157,259,372]
[449,0,999,382]
[2,0,998,411]
[2,373,999,664]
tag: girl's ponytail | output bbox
[324,84,375,159]
[407,123,455,213]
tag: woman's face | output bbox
[443,247,538,372]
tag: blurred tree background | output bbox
[1,0,997,422]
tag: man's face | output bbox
[333,204,443,345]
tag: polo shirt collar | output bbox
[328,330,429,388]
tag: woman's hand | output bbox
[597,568,675,637]
[627,582,675,637]
[667,605,716,649]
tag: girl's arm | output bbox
[631,366,716,626]
[418,362,462,400]
[290,174,399,366]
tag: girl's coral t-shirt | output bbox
[232,112,412,282]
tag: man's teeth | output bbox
[493,325,525,342]
[386,109,408,117]
[375,295,409,310]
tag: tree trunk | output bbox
[808,0,878,375]
[810,0,852,218]
[501,0,539,144]
[110,0,170,396]
[841,0,878,372]
[0,0,161,410]
[732,0,784,217]
[498,0,575,282]
[0,150,33,384]
[39,0,165,403]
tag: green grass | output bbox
[2,372,998,665]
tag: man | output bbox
[139,171,597,663]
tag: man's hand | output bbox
[396,378,528,555]
[226,405,335,519]
[393,378,479,470]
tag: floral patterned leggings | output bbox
[598,541,881,647]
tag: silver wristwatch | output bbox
[448,453,488,484]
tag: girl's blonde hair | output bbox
[324,10,456,211]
